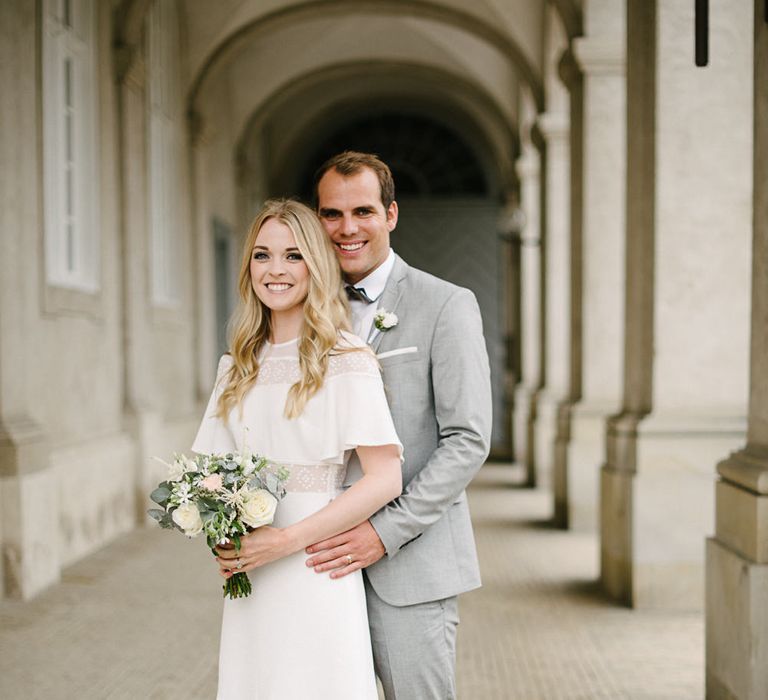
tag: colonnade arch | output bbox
[185,0,545,111]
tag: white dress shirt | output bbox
[346,248,396,341]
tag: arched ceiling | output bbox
[182,0,548,108]
[191,11,521,148]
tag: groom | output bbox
[306,151,492,699]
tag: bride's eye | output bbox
[287,253,303,261]
[252,252,268,261]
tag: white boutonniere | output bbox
[374,310,398,332]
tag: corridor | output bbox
[0,463,703,699]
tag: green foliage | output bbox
[149,449,289,599]
[150,485,171,506]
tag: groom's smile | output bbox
[337,241,366,252]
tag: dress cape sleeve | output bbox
[191,355,237,455]
[315,349,403,463]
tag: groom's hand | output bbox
[305,520,385,579]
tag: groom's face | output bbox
[317,167,398,285]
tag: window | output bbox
[42,0,99,292]
[147,0,182,307]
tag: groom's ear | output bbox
[386,201,398,231]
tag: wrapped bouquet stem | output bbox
[148,450,288,599]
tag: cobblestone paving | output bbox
[457,464,703,700]
[0,462,703,699]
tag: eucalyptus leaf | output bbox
[264,472,280,494]
[147,508,166,522]
[150,486,171,505]
[199,496,219,510]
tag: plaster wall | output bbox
[653,1,752,415]
[0,1,203,597]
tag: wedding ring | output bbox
[345,555,353,565]
[236,558,243,570]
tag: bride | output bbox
[191,199,402,699]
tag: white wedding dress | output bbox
[191,332,401,700]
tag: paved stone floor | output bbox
[0,463,704,699]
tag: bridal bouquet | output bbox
[148,449,289,599]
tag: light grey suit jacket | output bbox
[347,254,492,607]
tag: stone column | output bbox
[530,8,571,492]
[513,92,543,486]
[0,1,57,599]
[706,3,768,697]
[566,2,626,532]
[602,0,752,608]
[550,48,584,529]
[534,107,570,496]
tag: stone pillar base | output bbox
[602,415,743,609]
[534,391,557,490]
[567,403,613,532]
[600,465,632,604]
[552,401,574,529]
[513,384,538,487]
[706,538,768,699]
[0,416,57,599]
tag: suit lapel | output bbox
[368,254,408,353]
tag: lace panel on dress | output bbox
[268,462,346,493]
[256,351,379,386]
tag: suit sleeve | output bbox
[368,287,492,557]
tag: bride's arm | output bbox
[216,444,401,575]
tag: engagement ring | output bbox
[346,555,353,565]
[236,558,243,570]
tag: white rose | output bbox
[381,312,398,328]
[239,489,278,529]
[172,503,204,537]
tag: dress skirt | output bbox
[216,490,378,700]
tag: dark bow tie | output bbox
[345,285,375,304]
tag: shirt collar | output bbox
[348,249,395,302]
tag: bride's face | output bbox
[250,218,310,314]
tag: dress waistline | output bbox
[269,462,346,494]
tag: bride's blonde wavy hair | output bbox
[217,199,352,420]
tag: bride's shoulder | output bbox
[334,329,368,351]
[216,353,234,371]
[329,331,378,376]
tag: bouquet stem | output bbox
[223,571,252,599]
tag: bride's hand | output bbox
[215,526,295,578]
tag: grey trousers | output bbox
[364,575,459,700]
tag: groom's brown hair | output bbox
[313,151,396,211]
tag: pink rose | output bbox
[200,474,223,491]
